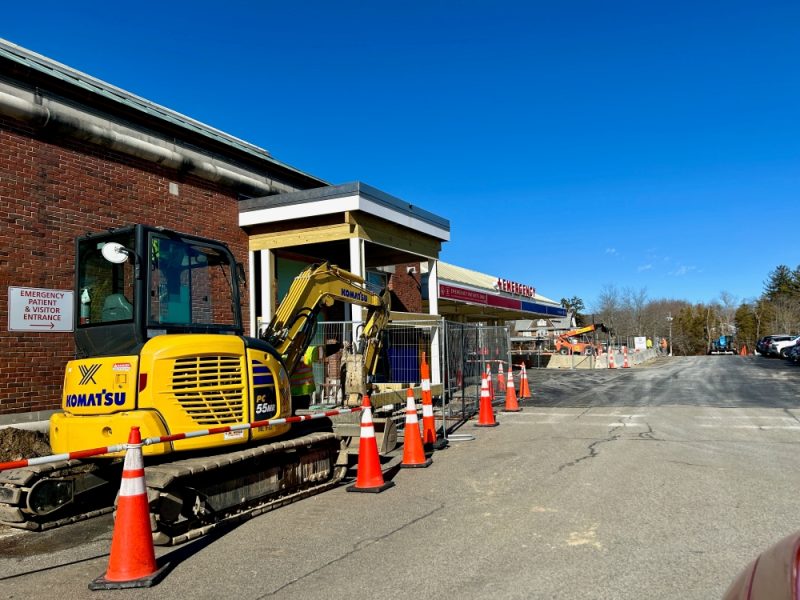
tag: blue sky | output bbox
[3,1,798,308]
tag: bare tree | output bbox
[622,287,648,337]
[592,284,621,342]
[717,291,738,335]
[770,296,800,333]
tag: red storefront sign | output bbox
[439,284,488,305]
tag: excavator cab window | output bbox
[147,233,239,331]
[77,231,136,326]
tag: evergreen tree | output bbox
[764,265,794,300]
[560,296,586,326]
[734,303,757,352]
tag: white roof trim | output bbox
[239,192,450,241]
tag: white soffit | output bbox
[239,193,450,242]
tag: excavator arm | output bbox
[260,262,391,395]
[558,323,607,340]
[555,323,608,354]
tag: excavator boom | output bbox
[261,262,390,380]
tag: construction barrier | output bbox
[0,405,366,473]
[3,318,513,475]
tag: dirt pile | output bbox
[0,428,51,463]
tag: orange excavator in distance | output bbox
[554,323,608,355]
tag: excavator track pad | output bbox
[148,432,346,545]
[1,432,347,543]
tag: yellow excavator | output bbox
[0,224,390,543]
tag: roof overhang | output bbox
[240,182,450,242]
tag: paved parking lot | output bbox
[2,355,799,599]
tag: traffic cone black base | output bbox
[432,437,449,450]
[90,565,169,591]
[474,422,500,427]
[347,480,396,493]
[502,407,522,413]
[401,457,432,469]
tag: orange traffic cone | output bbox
[497,362,506,392]
[475,375,498,427]
[740,345,747,356]
[420,353,437,446]
[622,347,630,368]
[90,427,167,590]
[502,368,521,412]
[347,396,395,493]
[518,362,531,399]
[608,351,617,369]
[401,388,432,468]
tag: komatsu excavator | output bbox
[0,224,390,543]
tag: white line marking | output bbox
[698,425,800,430]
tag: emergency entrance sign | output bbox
[8,287,74,332]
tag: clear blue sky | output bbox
[4,1,798,308]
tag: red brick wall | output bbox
[388,263,422,313]
[0,119,250,416]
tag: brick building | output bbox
[0,40,564,426]
[0,41,454,424]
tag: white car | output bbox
[769,335,800,358]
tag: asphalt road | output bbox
[2,355,799,599]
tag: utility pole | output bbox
[667,314,673,357]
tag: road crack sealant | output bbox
[258,503,445,598]
[555,422,624,474]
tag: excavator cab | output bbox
[74,225,243,358]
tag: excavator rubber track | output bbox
[0,432,347,542]
[148,431,346,545]
[0,459,121,531]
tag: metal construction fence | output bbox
[304,319,511,435]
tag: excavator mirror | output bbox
[100,242,131,264]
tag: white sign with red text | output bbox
[8,287,74,332]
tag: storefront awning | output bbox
[422,262,566,321]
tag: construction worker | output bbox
[290,340,342,412]
[646,337,653,350]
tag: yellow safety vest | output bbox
[290,346,319,395]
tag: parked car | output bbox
[785,339,800,364]
[769,335,800,358]
[757,334,793,356]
